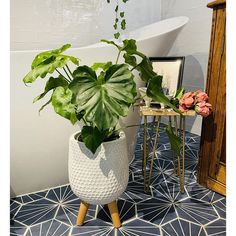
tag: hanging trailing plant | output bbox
[107,0,128,39]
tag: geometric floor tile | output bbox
[213,198,226,219]
[45,185,97,225]
[162,218,207,236]
[186,183,224,203]
[10,122,226,235]
[117,218,161,236]
[13,198,58,226]
[46,185,78,203]
[137,196,179,225]
[10,220,27,236]
[175,198,219,225]
[151,180,188,202]
[10,200,21,218]
[25,219,71,236]
[13,190,48,204]
[120,181,152,203]
[97,199,136,224]
[71,219,115,236]
[54,198,96,225]
[205,219,226,236]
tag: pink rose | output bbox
[195,101,212,117]
[195,90,209,103]
[179,92,195,108]
[179,104,188,112]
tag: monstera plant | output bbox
[23,39,178,154]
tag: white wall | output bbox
[11,0,161,50]
[10,0,161,196]
[161,0,212,135]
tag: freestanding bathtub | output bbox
[11,16,189,196]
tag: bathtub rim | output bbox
[10,16,189,54]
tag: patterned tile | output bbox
[13,198,58,225]
[137,197,178,225]
[120,181,152,203]
[205,219,226,236]
[10,122,226,235]
[10,200,21,217]
[71,219,115,236]
[10,220,27,236]
[175,198,219,225]
[162,218,207,236]
[213,198,226,219]
[117,218,161,236]
[187,183,224,203]
[46,185,96,225]
[13,190,48,204]
[25,219,71,236]
[97,200,136,224]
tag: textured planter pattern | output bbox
[69,132,129,205]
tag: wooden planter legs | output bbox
[77,200,121,228]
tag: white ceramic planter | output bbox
[68,131,129,205]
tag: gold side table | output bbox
[140,106,196,193]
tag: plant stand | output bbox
[139,106,196,193]
[77,200,121,228]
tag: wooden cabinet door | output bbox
[198,0,226,196]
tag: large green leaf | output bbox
[165,123,182,155]
[69,64,136,131]
[81,126,106,154]
[147,76,181,113]
[52,87,77,124]
[91,62,112,72]
[23,44,79,84]
[33,75,68,103]
[136,57,157,82]
[31,44,72,69]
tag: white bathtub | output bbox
[10,16,189,196]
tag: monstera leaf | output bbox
[33,75,68,103]
[81,126,106,154]
[52,86,77,124]
[69,64,136,131]
[147,76,181,113]
[23,44,79,84]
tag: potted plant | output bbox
[23,35,180,226]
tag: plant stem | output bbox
[66,65,74,78]
[55,69,70,83]
[116,50,121,64]
[63,67,72,82]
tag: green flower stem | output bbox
[55,69,71,83]
[63,67,72,82]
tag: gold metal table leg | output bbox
[180,116,186,193]
[148,116,161,188]
[174,116,181,177]
[147,116,156,156]
[169,116,177,175]
[143,115,148,192]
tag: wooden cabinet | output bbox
[198,0,226,196]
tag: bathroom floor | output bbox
[10,123,226,236]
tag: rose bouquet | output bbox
[174,89,212,117]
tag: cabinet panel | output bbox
[197,0,226,196]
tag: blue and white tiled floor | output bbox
[11,123,226,236]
